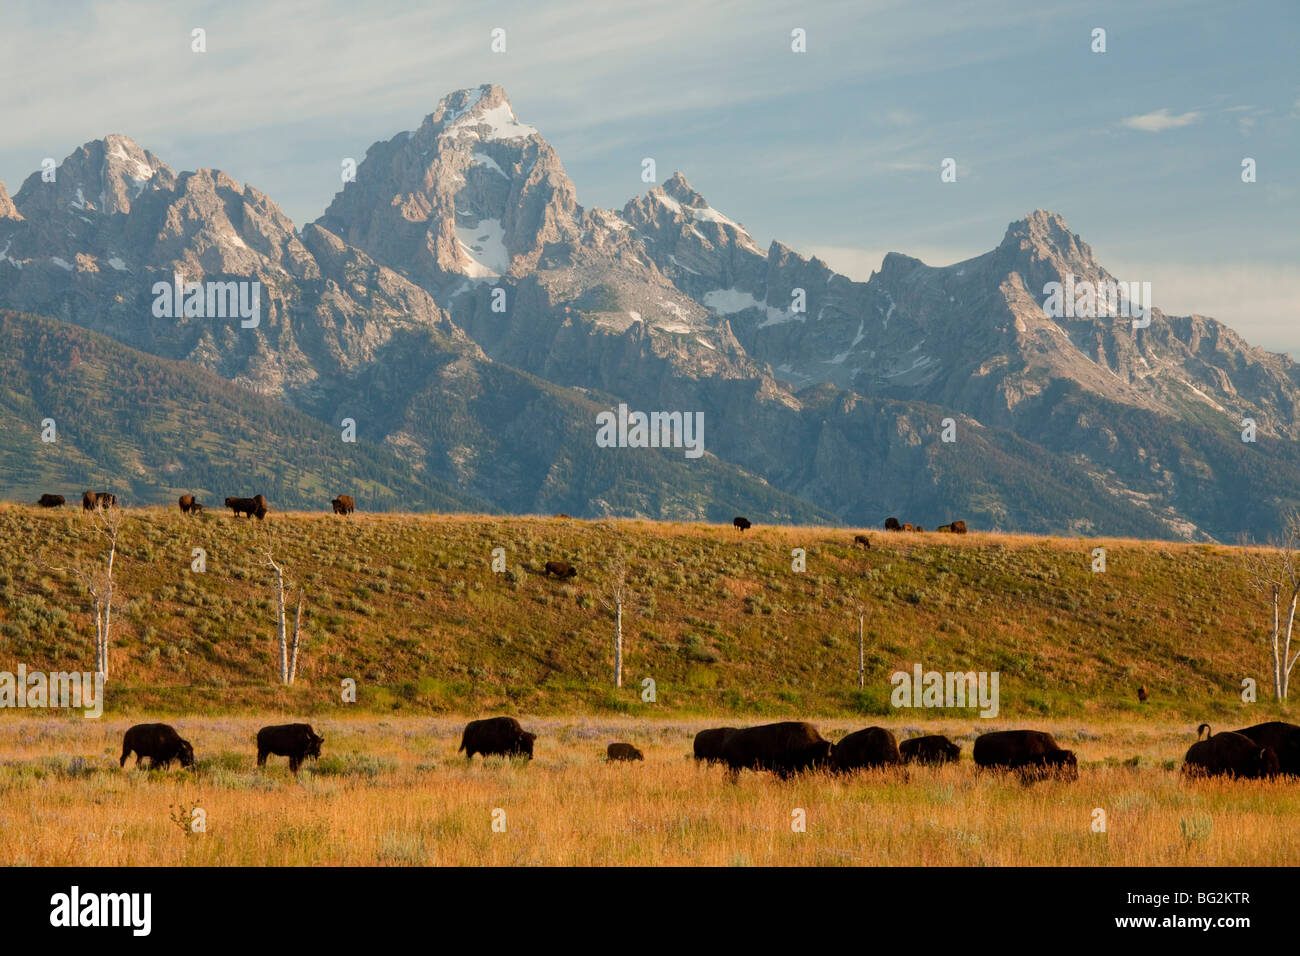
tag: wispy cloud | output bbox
[1119,108,1203,132]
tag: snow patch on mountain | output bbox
[454,217,509,277]
[703,287,792,326]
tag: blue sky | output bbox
[2,0,1296,350]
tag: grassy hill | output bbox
[0,505,1291,723]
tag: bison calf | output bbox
[854,534,871,548]
[120,723,194,770]
[178,494,203,514]
[459,716,536,760]
[900,734,961,765]
[544,560,576,579]
[606,742,644,762]
[256,723,324,774]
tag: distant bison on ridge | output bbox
[459,716,536,760]
[331,495,355,515]
[721,721,832,779]
[831,727,901,772]
[82,491,116,511]
[693,727,738,764]
[544,560,576,579]
[854,534,871,548]
[733,516,752,531]
[256,723,324,774]
[884,517,901,531]
[900,734,961,765]
[974,730,1077,781]
[120,723,194,770]
[225,495,267,519]
[1184,724,1278,779]
[178,494,203,514]
[606,742,644,762]
[37,494,65,508]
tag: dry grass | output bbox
[2,714,1297,866]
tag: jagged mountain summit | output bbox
[1,83,1296,539]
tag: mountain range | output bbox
[2,83,1297,540]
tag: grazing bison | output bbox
[606,742,644,762]
[330,494,355,515]
[884,517,901,531]
[256,723,324,774]
[974,730,1078,781]
[733,516,752,531]
[854,534,871,548]
[1234,721,1300,776]
[544,560,577,579]
[190,501,205,514]
[949,520,967,534]
[1137,685,1148,702]
[1184,724,1278,779]
[82,491,116,511]
[721,721,832,779]
[459,716,536,760]
[37,494,65,508]
[225,496,266,519]
[831,727,901,772]
[120,723,194,770]
[900,734,961,765]
[693,727,738,764]
[178,494,199,514]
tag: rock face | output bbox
[2,85,1298,538]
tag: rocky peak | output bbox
[992,209,1106,292]
[14,134,175,220]
[0,180,20,221]
[425,84,539,143]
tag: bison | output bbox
[178,494,201,514]
[900,734,961,765]
[544,560,577,579]
[190,501,205,514]
[459,716,536,760]
[1184,724,1278,779]
[120,723,194,770]
[901,523,915,532]
[256,723,324,774]
[606,742,644,762]
[854,534,871,548]
[82,491,116,511]
[331,494,355,515]
[831,727,901,772]
[721,721,832,779]
[1137,685,1148,702]
[733,516,752,531]
[973,730,1078,781]
[693,727,738,764]
[37,494,65,507]
[225,495,266,519]
[949,520,967,534]
[1233,721,1300,776]
[884,517,901,531]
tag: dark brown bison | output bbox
[252,493,269,518]
[973,730,1077,780]
[544,560,576,579]
[190,501,205,514]
[331,494,355,515]
[225,496,266,519]
[733,516,752,531]
[854,534,871,548]
[82,490,116,511]
[721,721,832,779]
[831,727,901,772]
[915,525,926,532]
[606,742,644,761]
[901,523,915,532]
[178,494,199,514]
[37,494,65,507]
[1234,721,1300,775]
[884,517,901,531]
[900,734,961,765]
[459,716,536,760]
[1184,724,1278,779]
[693,727,738,763]
[120,723,194,770]
[256,723,324,774]
[1137,685,1148,702]
[950,520,967,534]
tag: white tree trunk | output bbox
[288,589,304,685]
[858,612,865,690]
[273,562,287,684]
[614,593,623,688]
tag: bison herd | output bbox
[33,491,361,518]
[112,716,1300,784]
[884,517,967,534]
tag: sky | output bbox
[2,0,1297,351]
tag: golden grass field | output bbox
[2,715,1298,866]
